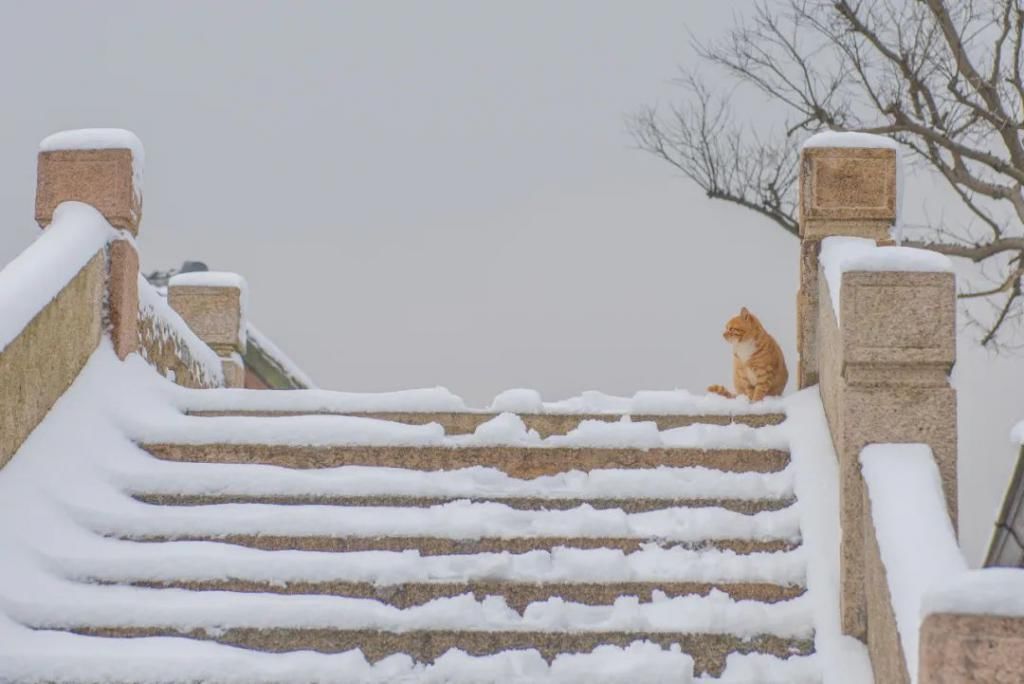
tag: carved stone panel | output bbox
[35,149,141,233]
[800,147,896,239]
[168,286,245,353]
[840,271,955,369]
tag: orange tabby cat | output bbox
[707,307,788,402]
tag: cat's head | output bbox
[722,307,759,343]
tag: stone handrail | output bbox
[138,276,225,388]
[167,271,248,388]
[815,237,957,640]
[798,132,1024,680]
[861,444,1024,683]
[0,128,253,467]
[0,203,112,468]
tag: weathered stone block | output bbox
[0,252,104,468]
[222,354,245,389]
[797,239,821,388]
[919,613,1024,683]
[35,149,141,234]
[108,240,139,360]
[841,271,956,374]
[167,285,246,354]
[817,264,957,639]
[800,147,896,239]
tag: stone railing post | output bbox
[825,266,957,641]
[35,129,144,360]
[920,612,1024,681]
[802,138,958,641]
[797,140,898,387]
[167,273,247,388]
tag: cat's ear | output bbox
[740,307,752,320]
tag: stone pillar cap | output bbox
[799,132,900,240]
[36,128,145,234]
[39,128,145,199]
[168,271,248,292]
[802,130,899,151]
[167,271,248,354]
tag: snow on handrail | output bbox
[861,444,966,683]
[0,202,119,354]
[819,237,953,323]
[137,277,224,388]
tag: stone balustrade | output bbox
[797,134,958,641]
[798,133,1023,681]
[817,257,957,639]
[797,140,898,389]
[168,272,248,388]
[0,128,247,466]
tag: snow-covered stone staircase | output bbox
[2,352,826,681]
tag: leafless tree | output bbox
[632,0,1024,348]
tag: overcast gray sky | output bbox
[0,0,1019,563]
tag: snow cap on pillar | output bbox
[35,128,145,235]
[167,272,249,388]
[799,131,898,242]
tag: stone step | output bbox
[141,443,790,477]
[185,410,786,435]
[67,626,814,677]
[116,534,798,555]
[131,492,795,515]
[105,578,805,610]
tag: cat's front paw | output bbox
[707,384,734,398]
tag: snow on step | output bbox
[8,583,815,637]
[696,652,822,683]
[79,499,801,545]
[6,576,815,676]
[107,535,795,556]
[71,627,813,680]
[136,400,792,476]
[111,460,795,504]
[132,411,789,449]
[187,410,787,435]
[174,385,786,418]
[135,493,793,516]
[104,579,805,610]
[0,350,831,682]
[54,538,806,587]
[0,627,705,684]
[116,452,796,515]
[141,443,790,478]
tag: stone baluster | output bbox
[35,132,144,360]
[799,139,957,639]
[167,273,247,388]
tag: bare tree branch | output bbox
[630,74,800,237]
[631,0,1024,348]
